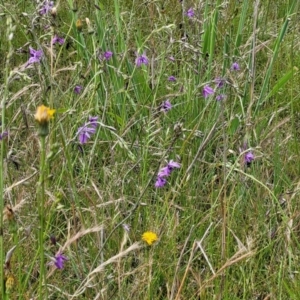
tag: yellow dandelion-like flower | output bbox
[34,105,55,124]
[5,274,15,291]
[76,19,83,31]
[142,231,158,246]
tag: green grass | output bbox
[1,0,300,299]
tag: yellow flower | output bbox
[34,105,55,124]
[76,19,83,31]
[142,231,158,246]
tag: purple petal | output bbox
[231,62,240,71]
[135,53,148,67]
[202,85,214,98]
[158,167,172,178]
[161,100,172,112]
[167,160,181,170]
[155,176,167,188]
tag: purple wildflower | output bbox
[161,100,172,112]
[88,116,98,128]
[54,253,67,269]
[74,85,83,94]
[168,76,176,82]
[244,151,254,164]
[52,35,65,45]
[214,77,226,88]
[216,94,226,101]
[103,51,113,60]
[202,85,214,98]
[158,166,172,178]
[135,53,149,67]
[39,1,54,15]
[186,8,195,18]
[77,126,96,144]
[167,160,181,170]
[0,131,8,140]
[27,47,43,66]
[155,160,181,188]
[155,176,167,188]
[169,56,175,62]
[231,62,240,71]
[77,116,99,144]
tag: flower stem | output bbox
[38,135,46,299]
[0,16,14,299]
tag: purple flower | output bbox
[214,77,226,88]
[155,176,167,188]
[135,53,149,67]
[77,126,96,144]
[168,76,176,82]
[54,254,67,269]
[167,160,181,170]
[169,56,175,62]
[74,85,83,94]
[202,85,214,98]
[158,166,172,178]
[0,131,8,140]
[231,62,240,71]
[161,100,172,112]
[155,160,181,188]
[77,116,99,144]
[52,35,65,45]
[244,151,254,164]
[39,1,54,15]
[186,8,195,18]
[27,47,43,66]
[103,51,113,60]
[88,116,98,128]
[216,94,226,101]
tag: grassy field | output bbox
[1,0,300,299]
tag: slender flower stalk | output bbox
[0,16,14,298]
[38,134,46,299]
[34,105,55,299]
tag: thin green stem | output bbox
[1,16,13,299]
[38,135,46,299]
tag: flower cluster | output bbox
[155,160,181,188]
[77,116,99,144]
